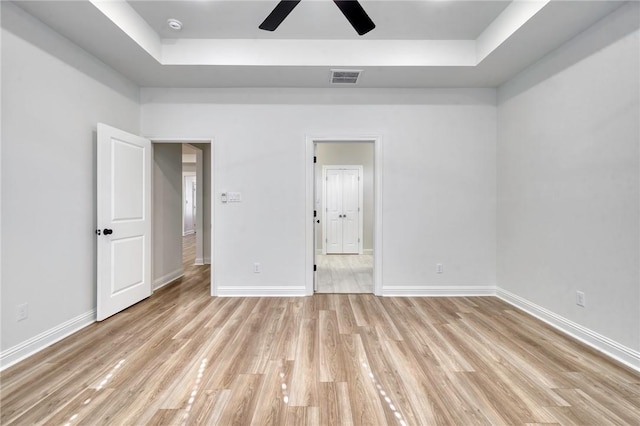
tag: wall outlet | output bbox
[576,291,585,307]
[254,263,261,273]
[436,263,443,274]
[17,303,28,321]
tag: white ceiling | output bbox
[128,1,511,40]
[13,0,626,88]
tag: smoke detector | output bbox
[330,69,362,84]
[167,18,183,31]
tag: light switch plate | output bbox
[228,192,242,203]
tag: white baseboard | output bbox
[217,286,307,297]
[381,285,496,297]
[153,268,184,291]
[497,288,640,373]
[1,310,95,371]
[195,257,204,265]
[182,230,195,236]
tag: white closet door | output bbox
[325,169,343,254]
[341,169,360,254]
[323,166,362,254]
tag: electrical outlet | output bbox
[17,303,28,321]
[576,291,585,307]
[436,263,443,274]
[254,263,261,273]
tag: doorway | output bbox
[313,142,375,293]
[182,145,198,238]
[151,139,214,295]
[96,124,215,321]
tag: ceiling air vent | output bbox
[331,69,362,85]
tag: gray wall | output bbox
[315,143,374,253]
[153,144,183,288]
[497,3,639,353]
[1,3,140,354]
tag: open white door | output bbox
[97,123,151,321]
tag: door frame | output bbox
[305,136,383,296]
[322,165,364,255]
[150,138,217,296]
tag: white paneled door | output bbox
[96,124,152,321]
[323,166,363,254]
[183,175,196,235]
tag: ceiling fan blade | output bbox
[259,0,302,31]
[333,0,375,36]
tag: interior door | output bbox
[184,176,196,234]
[191,181,197,227]
[96,123,152,321]
[324,167,361,254]
[341,169,360,254]
[325,169,343,254]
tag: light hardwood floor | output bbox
[1,237,639,425]
[316,255,373,293]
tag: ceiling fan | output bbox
[259,0,376,36]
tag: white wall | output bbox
[315,143,374,253]
[141,88,497,295]
[1,3,140,362]
[497,3,640,364]
[183,162,197,173]
[153,144,183,289]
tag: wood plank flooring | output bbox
[316,255,373,294]
[1,237,639,425]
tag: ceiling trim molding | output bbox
[161,39,477,67]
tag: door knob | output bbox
[103,228,113,235]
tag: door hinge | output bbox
[314,156,317,163]
[314,264,317,272]
[314,210,317,217]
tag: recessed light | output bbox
[167,18,183,31]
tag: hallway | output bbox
[315,254,373,293]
